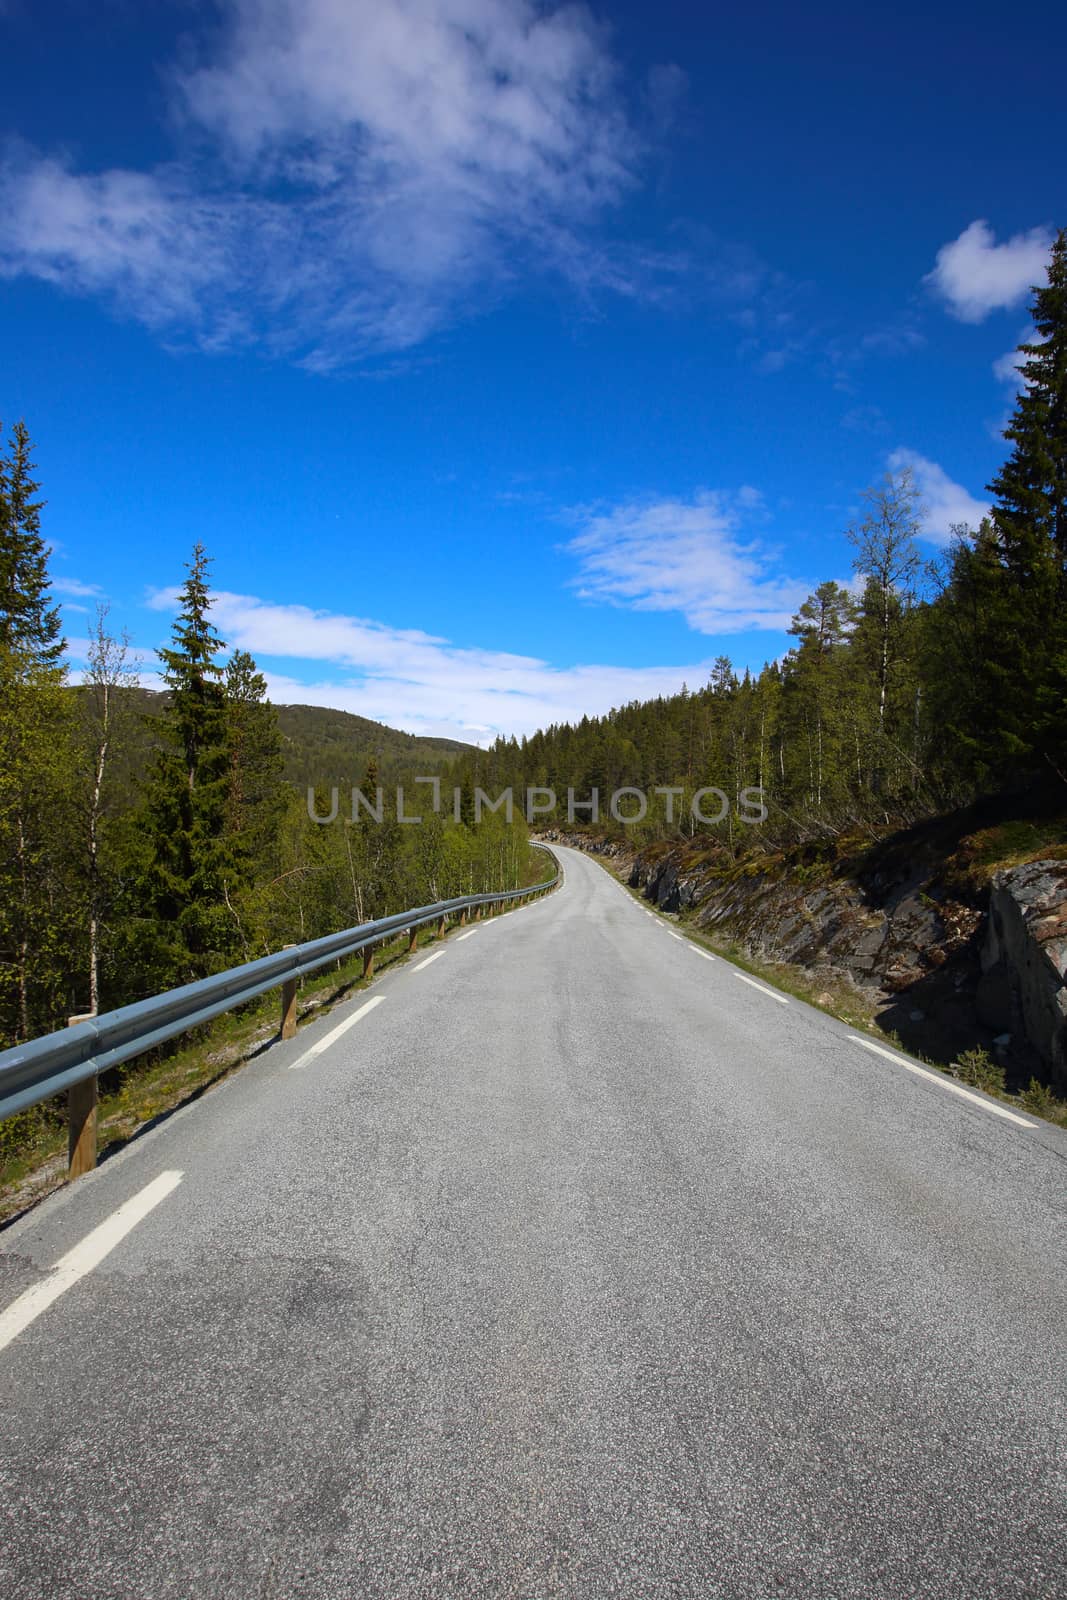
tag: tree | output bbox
[847,470,922,797]
[225,650,283,865]
[0,420,62,669]
[72,606,137,1013]
[0,421,72,1042]
[136,545,243,984]
[985,227,1067,780]
[784,582,858,811]
[923,520,1012,792]
[848,471,921,730]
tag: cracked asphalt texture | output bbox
[1,844,1065,1599]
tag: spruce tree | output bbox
[925,519,1014,790]
[0,420,62,669]
[0,422,73,1042]
[784,582,857,812]
[224,649,283,867]
[986,227,1067,779]
[137,545,243,984]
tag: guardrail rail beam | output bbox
[0,845,560,1183]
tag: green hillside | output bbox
[67,685,475,793]
[275,702,473,786]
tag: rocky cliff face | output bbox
[980,860,1067,1092]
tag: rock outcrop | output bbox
[539,816,1067,1086]
[980,860,1067,1092]
[610,832,1064,1085]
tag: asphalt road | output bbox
[2,843,1066,1600]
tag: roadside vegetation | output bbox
[0,438,536,1187]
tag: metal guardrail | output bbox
[0,844,560,1177]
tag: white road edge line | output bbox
[0,1170,184,1355]
[847,1035,1037,1127]
[733,971,789,1005]
[668,931,684,942]
[689,947,716,962]
[413,950,447,972]
[289,994,385,1070]
[456,929,479,942]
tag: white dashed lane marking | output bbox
[733,972,789,1005]
[0,1171,184,1355]
[290,995,385,1070]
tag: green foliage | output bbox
[0,420,62,668]
[982,228,1067,777]
[1017,1078,1067,1125]
[277,703,470,788]
[0,421,76,1045]
[133,545,244,986]
[952,1048,1006,1095]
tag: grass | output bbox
[954,819,1067,884]
[0,874,560,1226]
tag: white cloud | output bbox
[144,586,716,742]
[992,325,1044,391]
[63,636,158,672]
[563,491,809,633]
[0,0,656,367]
[51,575,104,598]
[925,220,1052,323]
[888,448,990,542]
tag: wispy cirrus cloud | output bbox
[925,220,1052,323]
[142,585,715,742]
[887,448,990,541]
[563,490,809,633]
[991,325,1046,392]
[51,575,105,598]
[0,0,683,369]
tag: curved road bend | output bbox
[1,844,1065,1599]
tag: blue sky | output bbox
[1,0,1062,742]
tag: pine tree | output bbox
[224,649,283,864]
[783,581,858,812]
[0,420,62,669]
[0,422,73,1042]
[136,545,244,984]
[924,519,1013,791]
[986,227,1067,779]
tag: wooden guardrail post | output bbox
[67,1013,98,1179]
[459,907,468,926]
[408,926,419,953]
[437,914,447,938]
[363,944,375,980]
[280,945,298,1040]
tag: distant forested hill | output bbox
[275,702,473,786]
[67,686,475,794]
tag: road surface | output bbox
[1,844,1065,1599]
